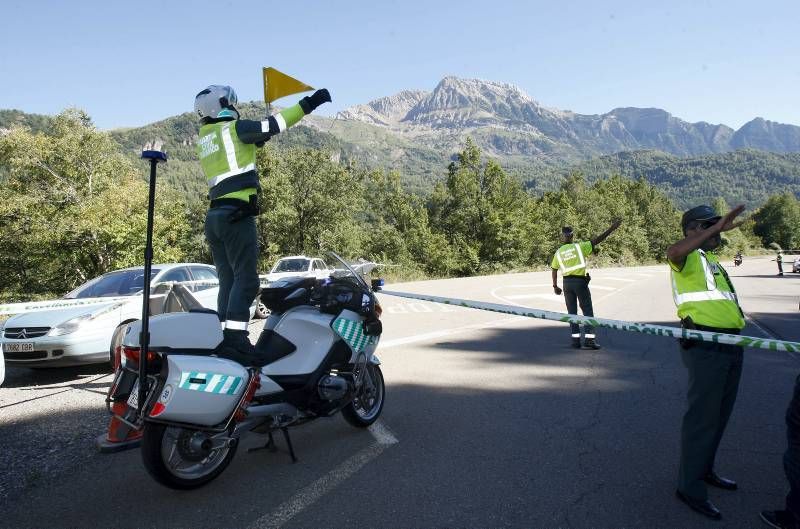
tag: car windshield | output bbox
[64,268,161,299]
[272,259,310,273]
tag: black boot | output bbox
[571,337,582,349]
[222,328,256,356]
[583,337,601,350]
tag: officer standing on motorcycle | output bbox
[194,85,331,356]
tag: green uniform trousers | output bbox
[677,339,743,500]
[204,206,260,325]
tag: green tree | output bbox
[428,138,531,274]
[256,147,364,269]
[0,109,193,300]
[751,193,800,250]
[363,169,458,276]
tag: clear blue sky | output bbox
[1,0,797,130]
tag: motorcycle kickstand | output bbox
[248,431,278,454]
[281,427,298,463]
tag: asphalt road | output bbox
[0,256,798,529]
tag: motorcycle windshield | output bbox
[327,252,371,290]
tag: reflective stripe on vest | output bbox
[671,250,739,306]
[198,122,256,189]
[556,243,586,273]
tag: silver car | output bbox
[0,264,220,368]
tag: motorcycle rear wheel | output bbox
[141,423,237,489]
[342,364,385,427]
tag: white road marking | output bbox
[518,293,563,302]
[600,277,636,282]
[585,285,616,291]
[380,316,526,349]
[505,293,555,300]
[368,420,399,445]
[497,283,554,288]
[249,421,397,529]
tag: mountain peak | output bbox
[402,75,547,129]
[435,76,527,96]
[339,89,429,126]
[732,116,800,151]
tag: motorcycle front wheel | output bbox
[141,423,237,489]
[342,364,385,427]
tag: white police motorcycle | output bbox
[106,253,385,489]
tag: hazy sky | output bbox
[1,0,797,129]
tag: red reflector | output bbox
[120,347,158,365]
[121,345,140,363]
[149,402,166,417]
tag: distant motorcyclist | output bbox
[194,84,331,355]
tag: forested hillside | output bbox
[528,150,800,208]
[3,103,799,209]
[2,110,798,302]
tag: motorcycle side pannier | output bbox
[153,355,249,426]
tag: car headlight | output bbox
[48,314,94,336]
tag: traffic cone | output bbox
[95,401,143,453]
[96,343,143,453]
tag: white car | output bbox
[0,263,220,368]
[264,256,333,283]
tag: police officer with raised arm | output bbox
[194,85,331,357]
[668,204,747,520]
[551,219,622,350]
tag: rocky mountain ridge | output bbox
[337,76,800,158]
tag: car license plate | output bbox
[3,342,34,353]
[127,380,140,408]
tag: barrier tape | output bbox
[380,290,800,353]
[0,279,221,316]
[0,297,130,315]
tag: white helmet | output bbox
[194,85,239,121]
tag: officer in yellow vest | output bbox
[551,219,621,349]
[668,203,746,520]
[194,85,331,357]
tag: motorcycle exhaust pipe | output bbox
[244,402,298,419]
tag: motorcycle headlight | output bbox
[48,314,94,336]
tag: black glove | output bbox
[299,88,332,114]
[553,285,562,295]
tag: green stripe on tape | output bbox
[381,290,800,353]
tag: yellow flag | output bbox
[262,67,314,105]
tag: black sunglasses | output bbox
[690,220,716,230]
